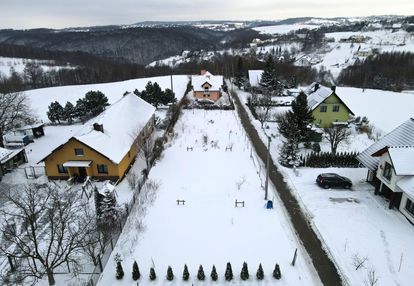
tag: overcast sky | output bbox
[1,0,413,29]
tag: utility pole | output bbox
[264,136,271,200]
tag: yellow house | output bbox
[39,93,155,181]
[306,83,354,128]
[191,70,224,102]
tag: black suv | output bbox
[316,173,352,189]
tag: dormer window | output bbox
[382,162,392,181]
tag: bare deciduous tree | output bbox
[0,184,97,285]
[256,90,273,128]
[0,92,33,147]
[323,126,351,155]
[364,268,379,286]
[352,253,368,270]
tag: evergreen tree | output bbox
[99,190,119,226]
[225,262,233,281]
[93,187,103,216]
[260,56,283,96]
[256,264,264,280]
[149,267,156,280]
[233,56,247,89]
[240,262,249,280]
[278,112,301,167]
[84,90,109,117]
[197,265,205,281]
[47,101,64,124]
[132,261,140,281]
[116,261,124,279]
[273,264,281,280]
[210,265,218,281]
[75,98,88,120]
[63,101,76,124]
[291,91,313,141]
[183,264,190,281]
[166,266,174,281]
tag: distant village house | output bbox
[191,70,224,102]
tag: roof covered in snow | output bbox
[0,147,13,163]
[248,70,264,87]
[387,146,414,175]
[40,93,155,164]
[306,83,333,110]
[397,177,414,199]
[357,118,414,171]
[305,82,354,114]
[0,147,23,165]
[191,71,223,92]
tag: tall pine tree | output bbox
[291,91,313,141]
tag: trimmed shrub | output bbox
[166,266,174,281]
[225,262,233,281]
[273,264,281,280]
[211,265,218,281]
[132,261,140,281]
[149,267,156,280]
[183,264,190,281]
[116,261,124,280]
[240,261,249,280]
[197,265,205,281]
[256,263,264,280]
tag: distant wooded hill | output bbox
[0,26,269,65]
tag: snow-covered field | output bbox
[0,56,73,77]
[253,24,318,35]
[314,30,414,78]
[282,167,414,286]
[97,110,321,286]
[25,75,190,122]
[235,88,414,286]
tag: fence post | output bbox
[98,255,103,272]
[8,255,15,272]
[110,238,114,250]
[291,248,298,266]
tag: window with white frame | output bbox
[382,162,393,181]
[405,198,414,216]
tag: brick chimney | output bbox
[314,83,320,92]
[331,86,336,92]
[93,123,104,133]
[200,70,207,75]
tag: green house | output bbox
[306,83,354,128]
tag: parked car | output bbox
[316,173,352,189]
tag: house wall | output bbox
[44,138,120,180]
[44,115,155,181]
[376,153,403,192]
[193,90,221,101]
[399,192,414,224]
[312,94,351,128]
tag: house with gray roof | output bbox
[357,118,414,223]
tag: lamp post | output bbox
[264,136,271,200]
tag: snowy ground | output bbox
[97,110,321,286]
[253,24,318,35]
[0,56,73,77]
[282,167,414,286]
[24,75,190,122]
[235,88,414,286]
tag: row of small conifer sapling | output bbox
[116,261,281,281]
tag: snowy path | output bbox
[97,110,321,286]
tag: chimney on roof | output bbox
[314,83,319,92]
[200,70,207,75]
[93,123,104,133]
[331,86,336,92]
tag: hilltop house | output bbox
[38,93,155,181]
[0,147,27,180]
[305,83,354,128]
[357,118,414,224]
[191,71,224,102]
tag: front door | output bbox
[78,167,87,180]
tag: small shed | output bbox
[0,147,28,180]
[14,123,45,140]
